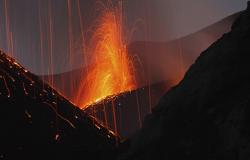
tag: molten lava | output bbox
[76,4,136,108]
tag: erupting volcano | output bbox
[75,3,136,108]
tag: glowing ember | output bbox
[75,3,136,108]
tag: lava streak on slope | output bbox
[75,1,136,108]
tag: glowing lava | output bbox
[75,3,136,108]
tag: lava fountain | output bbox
[75,2,136,108]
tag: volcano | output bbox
[42,11,240,99]
[0,50,117,159]
[40,11,241,139]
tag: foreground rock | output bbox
[0,51,117,160]
[121,2,250,160]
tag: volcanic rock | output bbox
[120,2,250,160]
[0,51,116,160]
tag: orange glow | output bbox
[75,3,136,108]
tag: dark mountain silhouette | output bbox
[120,2,250,160]
[0,51,117,160]
[128,12,241,85]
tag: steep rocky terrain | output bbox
[120,2,250,160]
[0,51,117,160]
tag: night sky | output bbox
[0,0,248,74]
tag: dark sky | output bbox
[0,0,248,74]
[125,0,247,41]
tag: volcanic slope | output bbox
[0,50,117,160]
[120,2,250,160]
